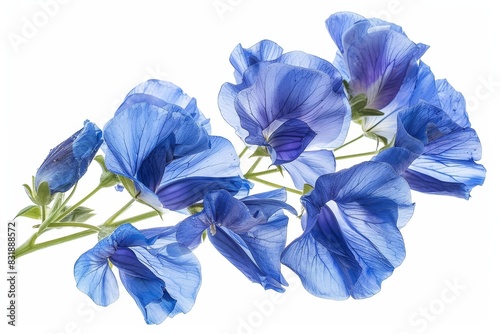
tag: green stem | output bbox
[244,157,262,177]
[239,146,249,158]
[36,222,102,232]
[112,210,160,226]
[41,205,46,222]
[15,230,97,259]
[246,175,302,195]
[334,134,364,152]
[335,150,379,160]
[246,169,279,177]
[102,199,135,226]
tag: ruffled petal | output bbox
[229,39,283,82]
[267,119,316,164]
[282,161,413,299]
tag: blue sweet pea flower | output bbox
[373,101,486,199]
[74,224,201,325]
[103,80,250,210]
[177,189,297,292]
[281,161,414,299]
[326,12,428,143]
[219,40,351,188]
[35,120,102,194]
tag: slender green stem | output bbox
[102,199,135,226]
[335,150,380,160]
[41,205,46,222]
[238,146,249,158]
[334,134,364,152]
[36,222,102,232]
[246,175,302,195]
[15,230,97,259]
[246,169,279,177]
[244,157,262,177]
[112,210,160,226]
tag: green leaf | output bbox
[15,205,41,219]
[60,206,95,223]
[250,146,269,158]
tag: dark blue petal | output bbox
[36,120,103,194]
[267,119,316,165]
[345,29,421,110]
[176,215,209,249]
[241,188,298,218]
[209,226,285,292]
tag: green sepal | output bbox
[118,175,138,198]
[188,203,204,215]
[94,155,120,188]
[302,184,314,195]
[60,206,95,223]
[98,225,116,241]
[250,146,269,158]
[276,165,284,176]
[201,229,207,242]
[23,183,36,204]
[15,205,41,219]
[350,94,385,122]
[34,181,53,206]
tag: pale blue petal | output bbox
[325,11,365,53]
[229,40,283,82]
[436,79,470,128]
[281,150,336,189]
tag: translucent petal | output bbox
[281,150,336,189]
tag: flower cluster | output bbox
[15,11,485,325]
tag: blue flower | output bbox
[281,161,414,299]
[219,40,351,188]
[177,189,297,292]
[35,120,102,194]
[373,101,486,199]
[326,12,428,142]
[74,224,201,325]
[103,80,250,210]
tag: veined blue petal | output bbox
[325,12,365,53]
[267,119,316,165]
[281,150,336,189]
[408,62,440,107]
[241,188,298,218]
[282,161,413,299]
[236,63,333,133]
[436,79,470,128]
[229,40,283,82]
[74,240,120,306]
[75,224,201,325]
[209,226,285,292]
[281,231,351,299]
[157,136,251,210]
[176,215,209,249]
[116,79,210,132]
[239,213,289,289]
[405,156,486,199]
[346,29,421,110]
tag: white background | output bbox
[1,1,498,333]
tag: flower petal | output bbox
[281,150,336,189]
